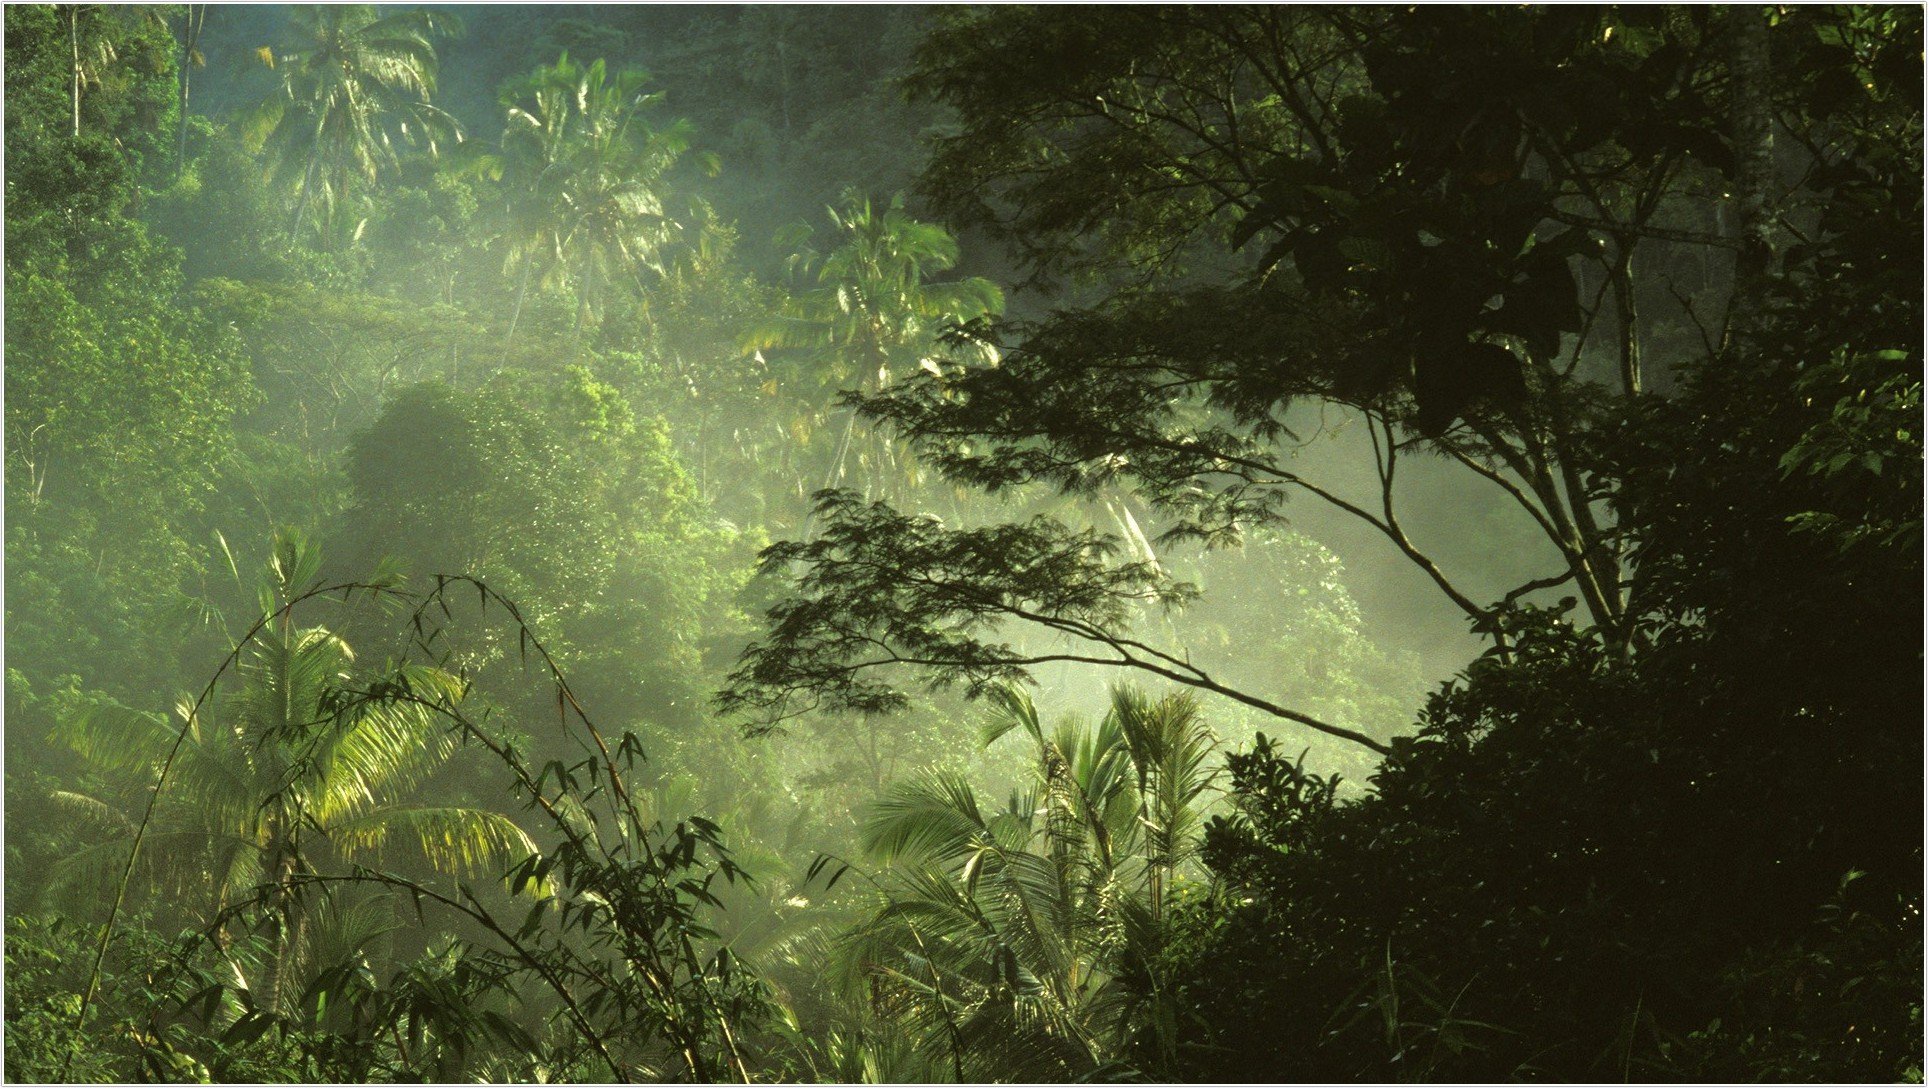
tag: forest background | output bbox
[2,5,1921,1083]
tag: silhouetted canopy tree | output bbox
[725,4,1920,755]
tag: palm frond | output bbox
[326,805,538,884]
[862,769,991,864]
[44,832,242,919]
[981,681,1044,748]
[48,790,137,836]
[55,698,180,771]
[309,680,459,825]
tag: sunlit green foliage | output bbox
[747,191,1003,515]
[243,5,461,243]
[3,4,1918,1084]
[4,5,254,706]
[496,53,708,343]
[46,534,538,1012]
[338,373,745,750]
[807,685,1216,1081]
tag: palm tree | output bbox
[48,530,536,1013]
[751,193,1003,503]
[843,684,1217,1080]
[495,54,699,353]
[243,5,460,244]
[63,5,156,138]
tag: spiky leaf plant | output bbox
[47,529,536,1013]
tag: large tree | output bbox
[722,5,1918,1082]
[723,5,1918,757]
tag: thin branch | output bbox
[1547,208,1741,250]
[275,870,628,1082]
[69,578,412,1075]
[1440,441,1566,548]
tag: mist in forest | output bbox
[5,5,1919,1083]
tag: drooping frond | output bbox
[217,840,269,910]
[296,889,407,1000]
[54,698,181,771]
[308,668,463,825]
[166,728,265,839]
[48,790,137,836]
[44,831,249,919]
[239,625,353,749]
[980,682,1043,748]
[862,769,991,864]
[326,806,538,884]
[917,278,1006,324]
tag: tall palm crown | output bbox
[748,192,1004,512]
[755,190,1004,395]
[845,684,1217,1081]
[48,532,536,1007]
[245,5,460,243]
[497,54,699,342]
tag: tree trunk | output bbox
[1105,491,1163,575]
[258,843,304,1016]
[446,271,461,384]
[70,7,82,138]
[825,405,860,492]
[501,259,534,363]
[176,5,203,179]
[289,158,321,244]
[1611,237,1642,395]
[799,404,862,542]
[1725,4,1776,347]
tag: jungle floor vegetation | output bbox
[4,5,1921,1083]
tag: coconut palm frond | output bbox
[239,91,288,154]
[981,682,1044,748]
[310,688,458,825]
[862,769,991,864]
[740,314,836,355]
[44,831,237,918]
[239,625,353,750]
[54,698,181,771]
[217,840,270,910]
[168,731,264,836]
[48,790,138,836]
[918,277,1005,322]
[327,805,538,884]
[298,890,406,996]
